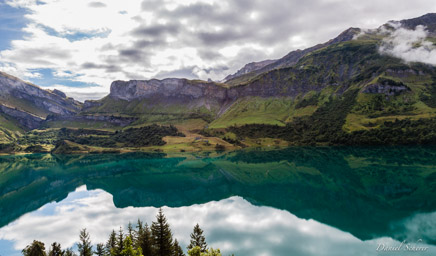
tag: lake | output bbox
[0,147,435,256]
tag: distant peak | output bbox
[398,13,436,32]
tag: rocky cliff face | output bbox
[109,78,236,114]
[0,71,82,130]
[108,73,324,117]
[0,72,82,117]
[0,105,43,130]
[109,76,298,112]
[110,78,229,101]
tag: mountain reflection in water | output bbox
[0,147,435,255]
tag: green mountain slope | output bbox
[3,13,436,151]
[0,72,82,131]
[42,14,436,147]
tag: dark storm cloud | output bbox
[88,2,107,8]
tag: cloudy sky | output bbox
[1,0,436,101]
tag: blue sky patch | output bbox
[28,68,99,88]
[0,3,29,51]
[39,25,111,42]
[0,239,20,256]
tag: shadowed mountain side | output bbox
[223,27,361,85]
[0,72,82,129]
[0,147,435,243]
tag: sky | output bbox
[1,0,436,101]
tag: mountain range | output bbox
[1,13,436,153]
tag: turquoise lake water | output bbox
[0,147,435,255]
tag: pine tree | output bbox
[94,243,105,256]
[48,242,63,256]
[77,228,93,256]
[106,230,117,255]
[22,240,47,256]
[134,219,143,250]
[64,249,76,256]
[187,224,207,253]
[137,223,153,256]
[136,219,144,232]
[120,236,143,256]
[127,222,134,241]
[173,239,185,256]
[151,208,174,256]
[112,226,125,256]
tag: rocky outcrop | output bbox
[0,71,84,130]
[51,89,67,98]
[109,73,322,115]
[399,13,436,35]
[110,78,229,101]
[0,71,82,117]
[83,100,103,110]
[363,83,410,96]
[385,68,425,78]
[0,104,44,129]
[109,78,236,113]
[363,78,411,96]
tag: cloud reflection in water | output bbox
[0,186,434,256]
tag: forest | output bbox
[229,90,436,145]
[21,209,228,256]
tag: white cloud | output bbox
[1,186,435,256]
[41,84,109,102]
[1,0,436,100]
[379,25,436,65]
[23,71,42,78]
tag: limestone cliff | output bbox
[0,71,82,129]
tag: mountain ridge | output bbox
[223,59,276,82]
[2,13,436,152]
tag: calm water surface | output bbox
[0,147,435,256]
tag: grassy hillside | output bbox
[209,97,293,128]
[3,24,436,152]
[211,37,436,133]
[0,114,24,145]
[83,96,218,126]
